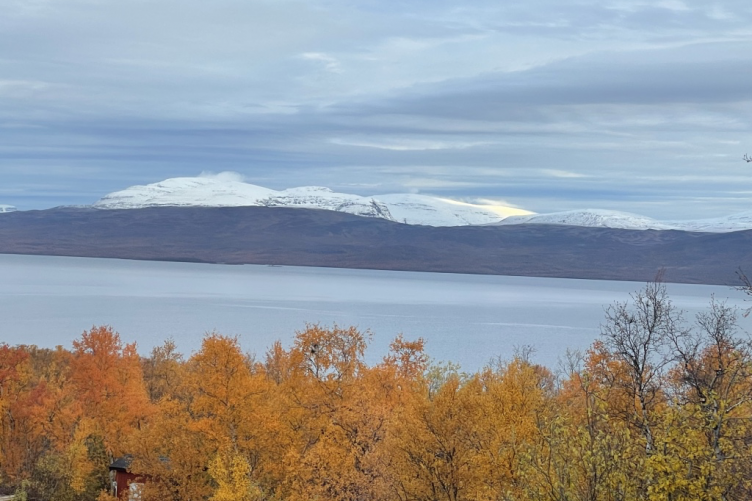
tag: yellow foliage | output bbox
[96,490,119,501]
[2,311,752,501]
[67,419,96,494]
[209,448,263,501]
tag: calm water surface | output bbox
[1,254,749,370]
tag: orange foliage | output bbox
[70,326,152,455]
[3,294,752,501]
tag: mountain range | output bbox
[87,175,752,233]
[2,175,751,285]
[496,209,752,233]
[1,205,751,285]
[92,175,524,226]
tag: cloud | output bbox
[0,79,55,98]
[366,41,752,124]
[1,0,751,219]
[542,169,589,178]
[329,137,492,151]
[299,52,342,73]
[198,171,247,183]
[400,178,491,190]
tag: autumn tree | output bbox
[70,326,151,456]
[0,344,32,484]
[383,334,429,382]
[130,333,269,501]
[128,397,214,501]
[186,334,267,457]
[0,343,115,501]
[5,285,752,501]
[478,358,555,498]
[520,350,639,501]
[208,446,262,501]
[142,338,185,403]
[269,324,405,501]
[660,298,752,499]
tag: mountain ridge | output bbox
[93,175,522,226]
[90,175,752,233]
[1,205,750,286]
[496,208,752,233]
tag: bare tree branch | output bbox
[600,275,685,454]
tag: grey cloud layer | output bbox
[1,0,751,217]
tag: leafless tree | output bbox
[667,298,751,458]
[600,271,686,454]
[734,268,752,317]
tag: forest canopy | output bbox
[1,281,752,501]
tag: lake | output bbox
[1,253,749,371]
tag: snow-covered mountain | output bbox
[89,175,752,232]
[496,209,676,231]
[259,186,395,220]
[94,176,276,209]
[374,194,510,226]
[669,211,752,233]
[495,209,752,233]
[0,205,17,213]
[93,175,520,227]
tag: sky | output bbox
[1,0,751,218]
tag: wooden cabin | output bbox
[109,456,144,501]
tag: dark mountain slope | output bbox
[0,206,749,285]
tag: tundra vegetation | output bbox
[1,281,752,501]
